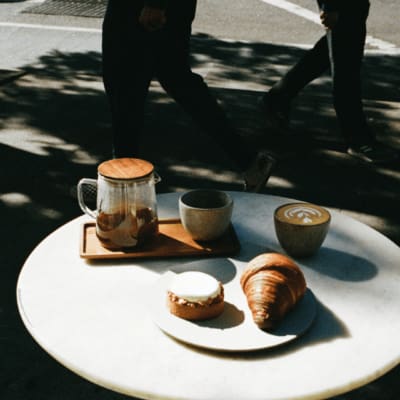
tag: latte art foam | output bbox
[275,203,330,226]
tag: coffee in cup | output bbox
[274,202,331,257]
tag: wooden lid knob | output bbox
[98,158,154,180]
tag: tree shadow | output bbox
[1,35,399,400]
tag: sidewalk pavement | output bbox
[1,11,400,400]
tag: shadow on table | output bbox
[168,257,238,284]
[184,295,349,361]
[305,247,378,281]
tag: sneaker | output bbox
[347,142,399,164]
[244,151,276,193]
[259,92,291,132]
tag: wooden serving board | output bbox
[80,219,240,260]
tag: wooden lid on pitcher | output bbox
[98,158,154,180]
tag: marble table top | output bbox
[17,192,400,400]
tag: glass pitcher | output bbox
[77,158,160,249]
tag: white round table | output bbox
[17,192,400,400]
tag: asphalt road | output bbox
[195,0,399,49]
[1,0,400,70]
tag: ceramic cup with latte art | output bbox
[274,202,331,257]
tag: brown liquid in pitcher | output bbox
[96,207,158,249]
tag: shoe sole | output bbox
[244,155,276,193]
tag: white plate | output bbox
[147,259,317,352]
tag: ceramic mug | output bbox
[274,202,331,257]
[179,189,233,241]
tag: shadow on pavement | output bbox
[1,35,399,400]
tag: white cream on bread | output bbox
[169,271,221,303]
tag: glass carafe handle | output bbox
[153,171,161,184]
[77,178,97,219]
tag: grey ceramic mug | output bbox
[179,189,233,241]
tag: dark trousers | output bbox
[271,2,373,146]
[102,0,252,169]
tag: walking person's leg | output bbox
[260,35,331,130]
[328,6,370,147]
[261,0,397,163]
[102,0,154,158]
[329,5,398,163]
[156,1,275,190]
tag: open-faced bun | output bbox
[167,271,224,321]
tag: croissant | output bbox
[240,252,306,331]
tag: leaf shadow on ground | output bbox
[1,35,399,400]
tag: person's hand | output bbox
[139,6,166,32]
[320,11,339,29]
